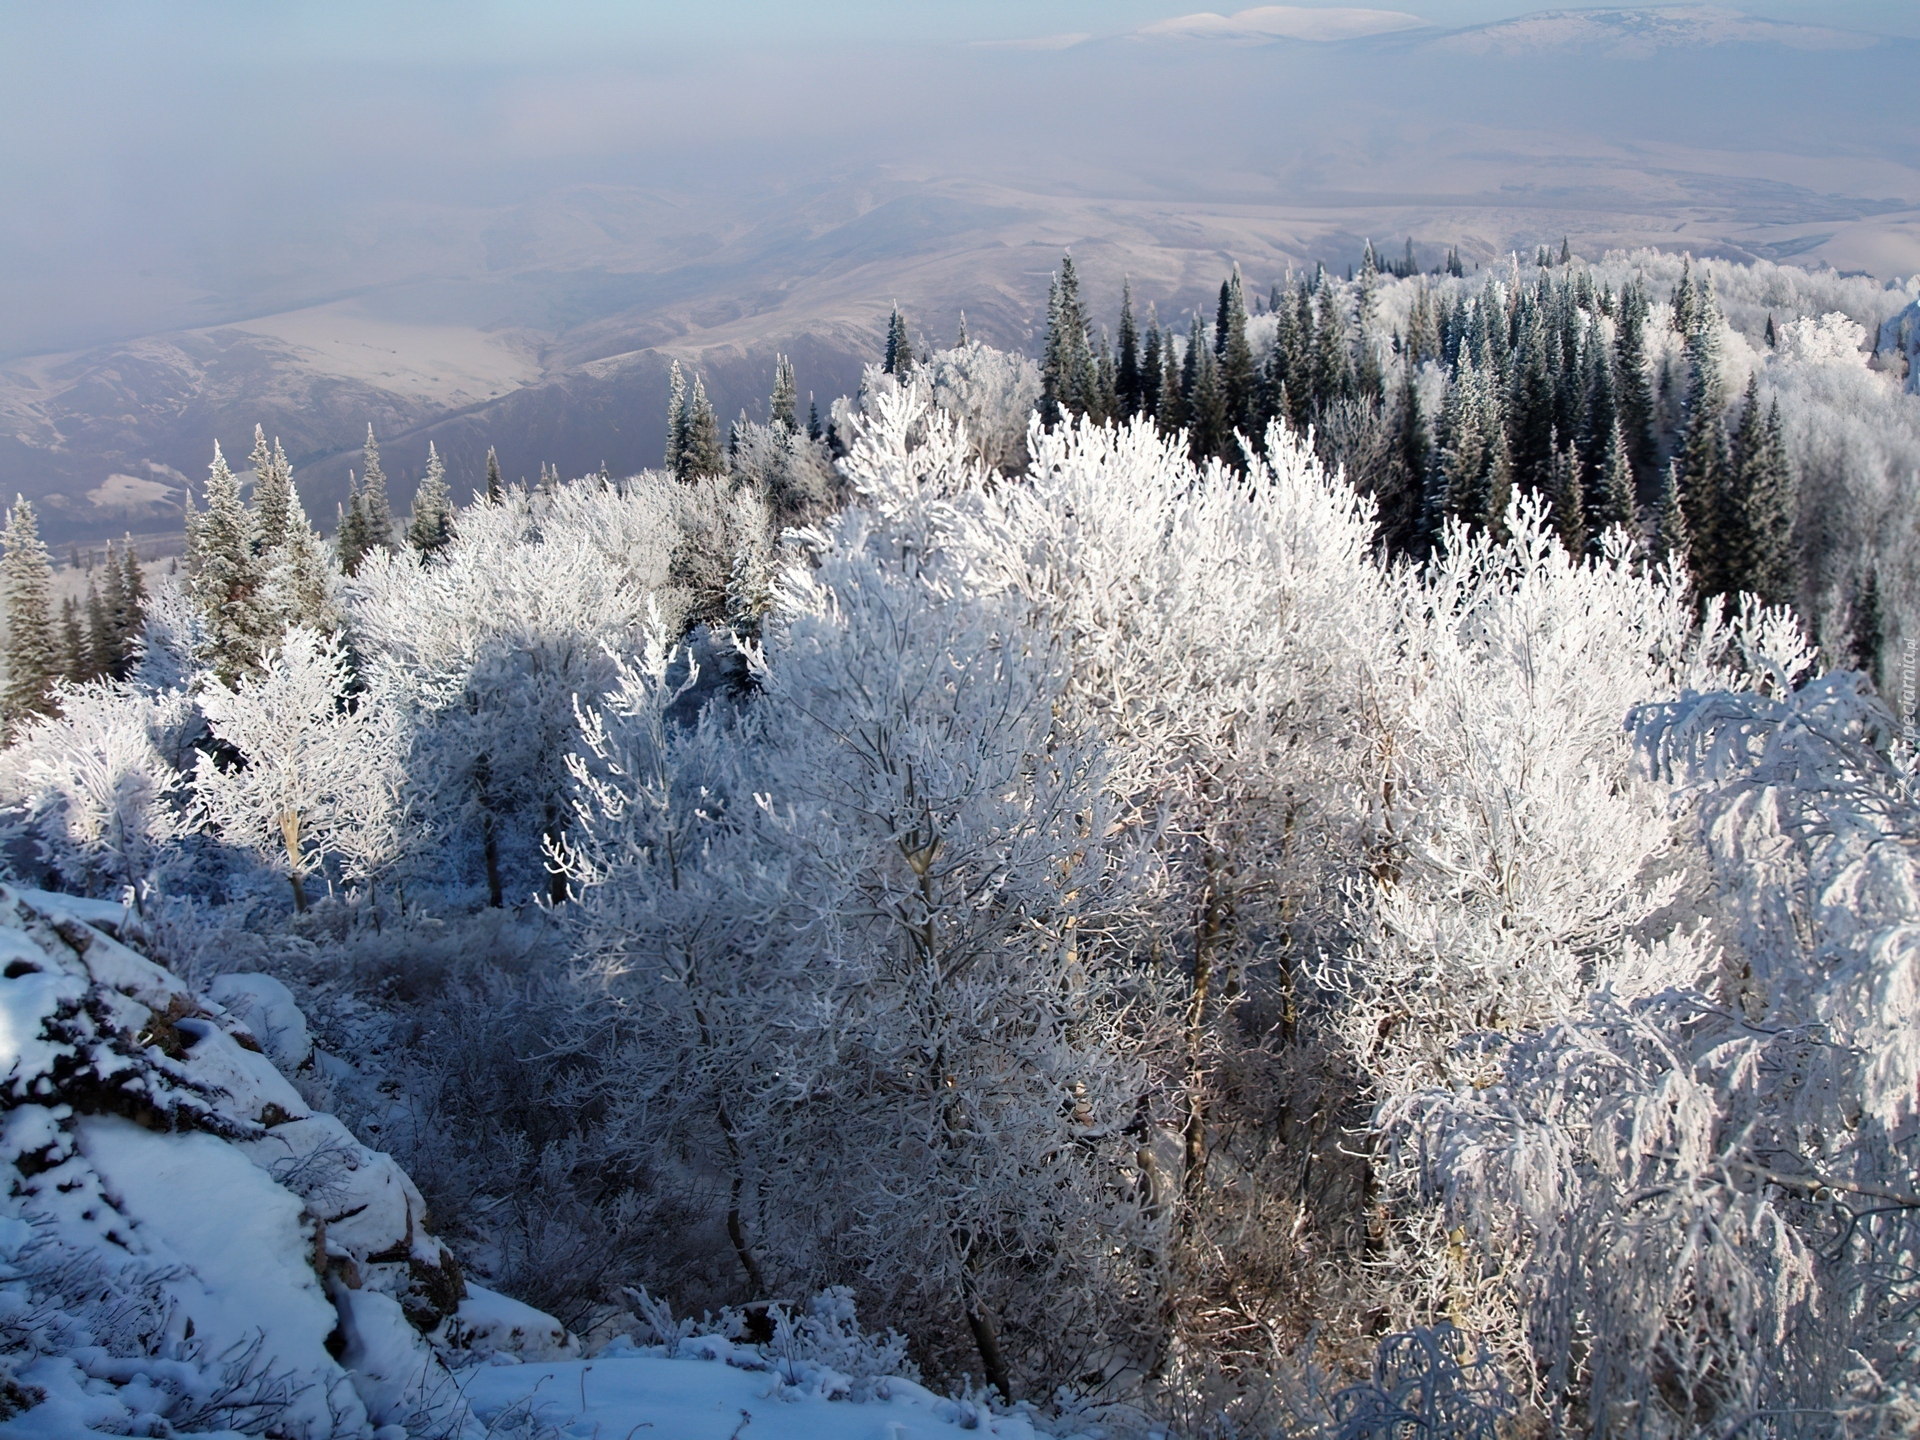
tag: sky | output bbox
[3,0,1918,358]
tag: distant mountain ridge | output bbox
[1428,5,1884,57]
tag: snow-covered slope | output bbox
[0,887,1077,1438]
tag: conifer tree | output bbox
[188,441,270,683]
[3,498,59,730]
[665,360,689,478]
[359,425,396,554]
[1188,338,1226,467]
[955,311,970,347]
[682,374,724,479]
[1140,306,1163,426]
[85,581,111,682]
[336,480,371,577]
[1218,268,1256,440]
[1594,417,1637,541]
[807,398,823,443]
[1847,564,1884,684]
[266,482,337,635]
[883,305,913,376]
[1765,313,1777,349]
[1313,271,1348,412]
[1549,437,1588,555]
[1094,330,1118,424]
[1559,236,1572,265]
[1672,256,1698,335]
[1677,277,1732,596]
[407,441,456,559]
[484,446,504,504]
[1115,280,1141,421]
[1728,390,1796,605]
[1042,258,1095,424]
[770,354,798,431]
[1380,370,1429,554]
[249,425,295,556]
[1652,460,1690,572]
[1156,323,1184,436]
[1614,280,1657,476]
[59,596,85,685]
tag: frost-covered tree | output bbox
[185,442,270,683]
[406,441,456,559]
[194,627,405,911]
[681,374,724,480]
[0,682,191,902]
[3,497,59,731]
[768,353,797,432]
[482,445,504,504]
[359,424,397,553]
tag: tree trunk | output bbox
[543,803,567,906]
[961,1248,1013,1402]
[279,810,308,913]
[483,819,503,908]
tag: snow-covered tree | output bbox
[2,497,59,732]
[406,441,456,559]
[185,442,270,683]
[194,627,406,910]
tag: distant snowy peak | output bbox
[1134,5,1430,44]
[1432,5,1882,57]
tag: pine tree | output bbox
[1847,564,1884,684]
[1140,306,1163,426]
[1549,436,1588,555]
[1727,388,1796,605]
[1094,329,1118,424]
[1652,460,1690,572]
[1116,280,1141,421]
[250,425,295,556]
[1594,417,1637,541]
[359,425,396,554]
[268,483,339,634]
[770,353,798,431]
[407,441,456,559]
[683,375,724,479]
[1559,236,1572,265]
[1672,256,1698,336]
[336,479,371,577]
[188,441,270,683]
[1614,280,1657,477]
[1159,324,1187,436]
[955,311,970,347]
[1677,276,1732,596]
[85,581,111,682]
[665,360,689,479]
[1765,313,1778,349]
[1188,338,1227,467]
[1381,369,1430,554]
[807,398,823,443]
[3,497,59,729]
[1313,271,1348,412]
[884,305,913,376]
[484,446,504,504]
[59,596,85,685]
[97,540,130,678]
[1217,268,1256,442]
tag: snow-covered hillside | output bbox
[0,886,1036,1439]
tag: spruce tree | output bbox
[250,425,295,556]
[2,498,58,729]
[1217,268,1256,441]
[188,441,270,683]
[1313,271,1348,412]
[807,398,823,443]
[665,360,689,478]
[883,305,913,376]
[1652,461,1690,572]
[1848,564,1884,685]
[1677,277,1732,596]
[1729,392,1796,605]
[1116,281,1141,421]
[1614,280,1657,477]
[770,353,798,431]
[1765,313,1777,349]
[683,375,724,479]
[484,446,504,504]
[1158,321,1190,437]
[98,540,130,678]
[1140,306,1163,426]
[1594,418,1637,541]
[1094,330,1118,424]
[1380,370,1429,554]
[59,596,85,686]
[955,311,970,347]
[359,425,396,553]
[269,482,339,634]
[1549,438,1588,555]
[336,481,371,577]
[85,581,111,682]
[407,441,456,559]
[1188,339,1227,467]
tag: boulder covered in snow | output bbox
[1878,299,1920,393]
[0,887,568,1437]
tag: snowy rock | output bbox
[435,1283,581,1363]
[0,884,525,1437]
[206,972,313,1071]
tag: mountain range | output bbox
[2,4,1915,545]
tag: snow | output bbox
[206,972,313,1070]
[457,1349,1075,1440]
